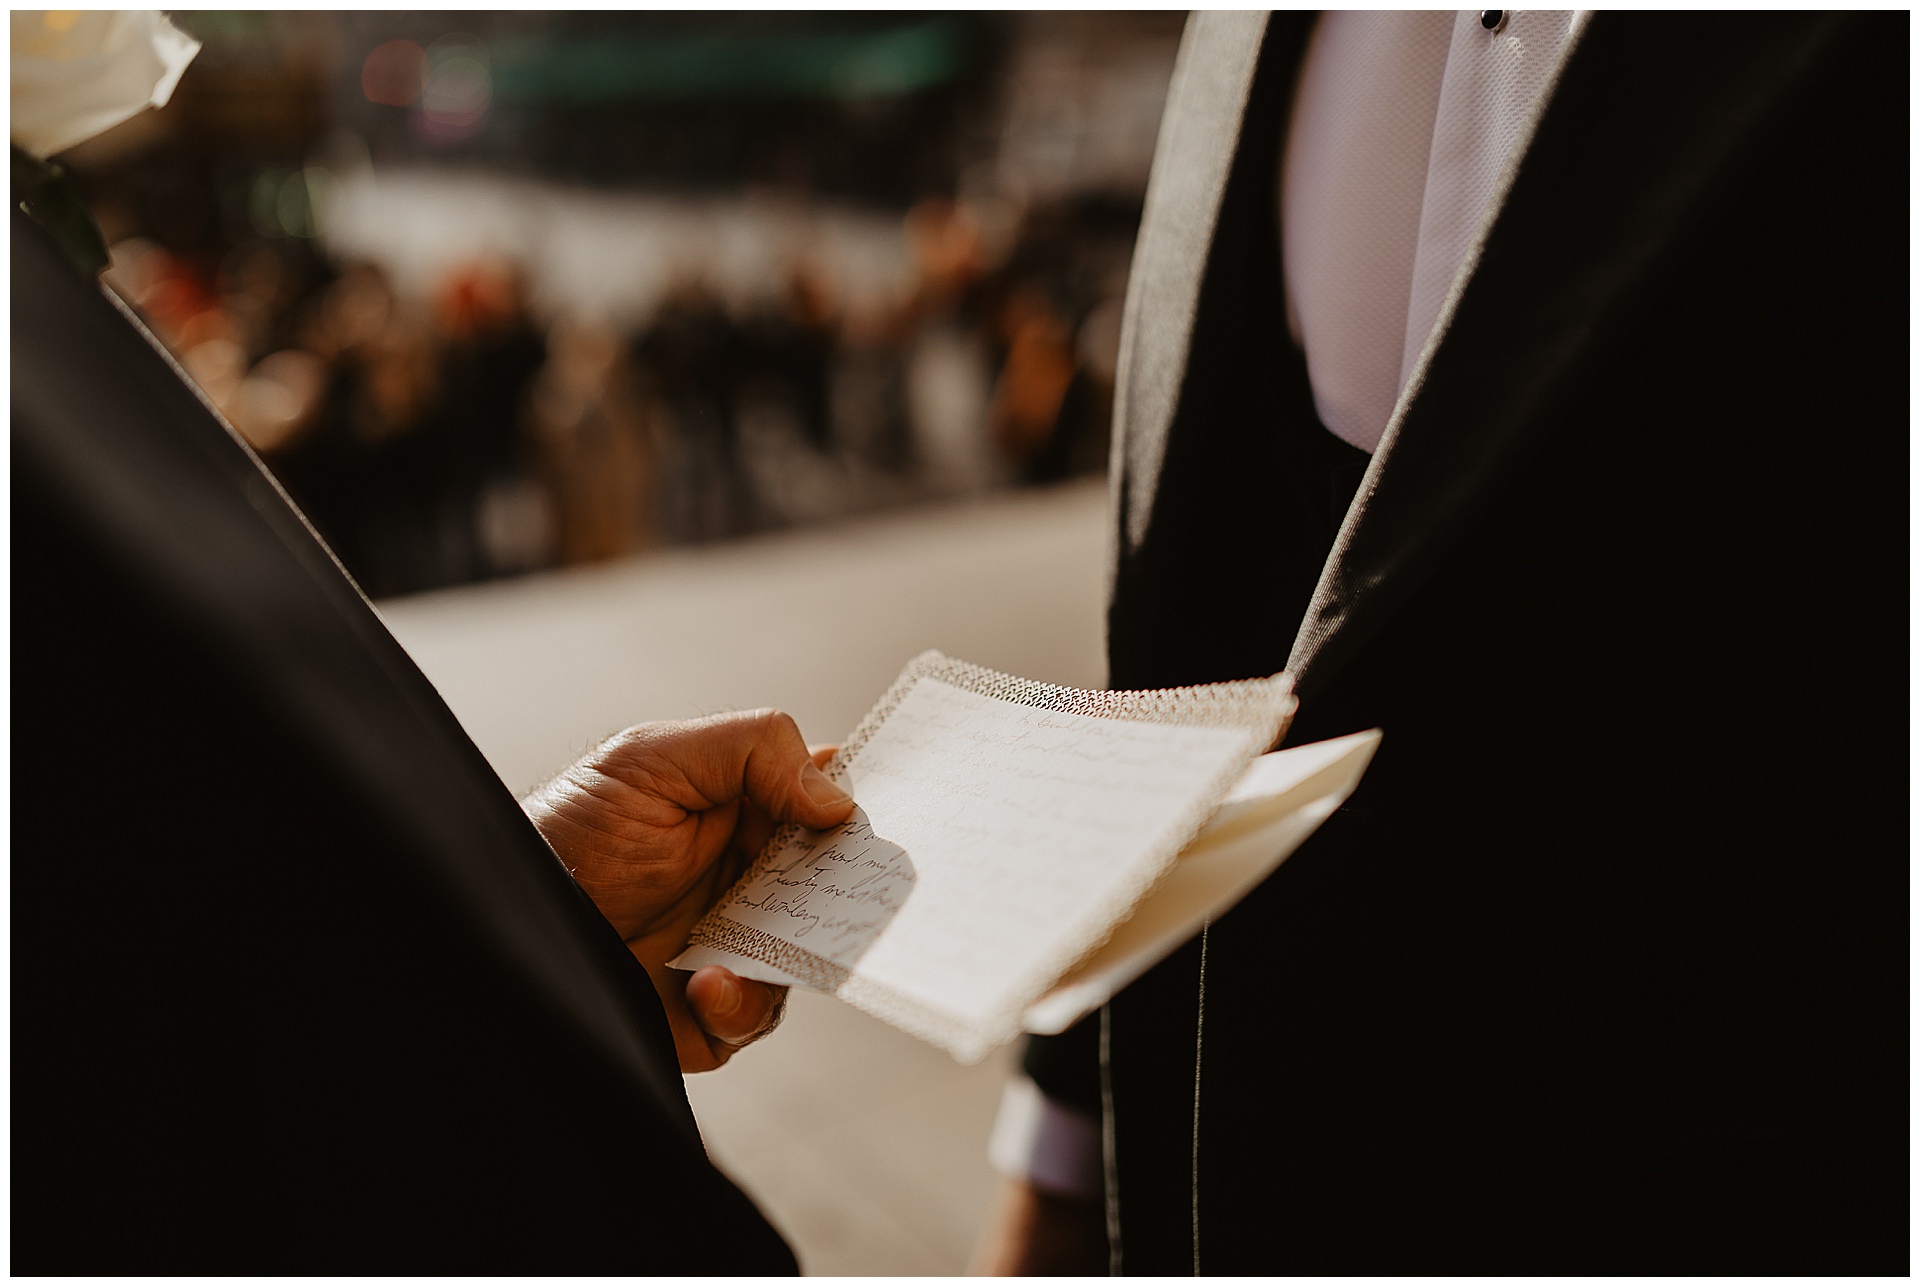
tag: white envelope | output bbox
[1022,728,1381,1034]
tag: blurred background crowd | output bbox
[64,11,1183,598]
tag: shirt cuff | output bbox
[985,1073,1104,1200]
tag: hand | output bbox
[968,1177,1109,1276]
[523,709,854,1072]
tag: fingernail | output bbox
[800,762,852,810]
[710,973,742,1021]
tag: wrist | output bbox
[986,1075,1104,1200]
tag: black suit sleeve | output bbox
[11,211,795,1273]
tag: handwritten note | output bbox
[725,808,914,965]
[677,654,1294,1060]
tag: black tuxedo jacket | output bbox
[1063,11,1905,1272]
[12,212,794,1272]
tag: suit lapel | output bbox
[1112,10,1289,554]
[1285,13,1856,697]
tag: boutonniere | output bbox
[10,10,199,277]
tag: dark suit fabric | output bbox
[1067,12,1905,1273]
[12,212,795,1273]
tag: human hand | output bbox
[968,1177,1109,1275]
[523,710,853,1072]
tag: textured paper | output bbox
[1022,729,1382,1034]
[672,651,1295,1062]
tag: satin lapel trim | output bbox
[1284,13,1848,696]
[1111,10,1272,557]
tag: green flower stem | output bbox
[13,146,110,280]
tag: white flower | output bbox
[11,10,201,159]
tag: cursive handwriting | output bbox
[723,808,916,956]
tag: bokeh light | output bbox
[417,34,491,141]
[247,165,334,239]
[361,39,426,107]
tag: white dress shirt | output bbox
[1282,9,1582,454]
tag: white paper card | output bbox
[1021,728,1381,1034]
[673,652,1296,1062]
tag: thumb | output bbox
[644,708,854,830]
[793,758,854,825]
[742,710,853,829]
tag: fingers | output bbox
[627,710,854,831]
[731,742,845,861]
[684,966,788,1066]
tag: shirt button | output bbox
[1479,10,1509,32]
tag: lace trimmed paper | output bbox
[672,651,1297,1062]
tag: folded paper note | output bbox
[671,651,1378,1062]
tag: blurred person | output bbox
[529,314,655,564]
[256,259,405,584]
[985,282,1077,475]
[633,277,755,542]
[829,301,915,478]
[901,204,1000,496]
[734,271,858,526]
[742,262,838,453]
[964,200,1132,490]
[431,257,550,580]
[904,311,999,496]
[983,10,1904,1273]
[334,292,451,593]
[16,25,850,1267]
[904,194,986,323]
